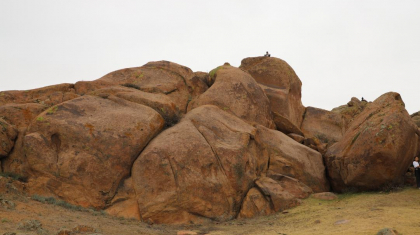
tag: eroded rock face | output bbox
[332,97,368,129]
[132,105,260,224]
[240,57,305,128]
[75,61,194,113]
[325,92,418,192]
[411,111,420,128]
[23,95,164,207]
[0,118,17,158]
[255,125,330,193]
[131,105,327,224]
[301,107,345,146]
[188,65,275,129]
[0,84,78,107]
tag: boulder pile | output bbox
[1,57,419,224]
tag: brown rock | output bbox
[72,225,95,233]
[325,92,418,192]
[411,111,420,128]
[238,188,273,219]
[188,64,276,129]
[89,86,180,126]
[76,61,193,113]
[332,97,368,129]
[255,177,302,212]
[311,192,338,200]
[255,125,330,192]
[23,95,164,208]
[287,133,305,144]
[273,112,303,135]
[301,107,345,146]
[132,105,261,224]
[105,177,141,220]
[0,83,78,107]
[0,103,47,128]
[240,56,305,127]
[376,228,400,235]
[0,118,17,157]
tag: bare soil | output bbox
[1,185,420,235]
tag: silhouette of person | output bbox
[361,97,366,102]
[264,51,271,57]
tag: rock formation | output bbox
[0,56,419,224]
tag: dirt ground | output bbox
[1,186,420,235]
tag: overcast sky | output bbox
[1,0,419,114]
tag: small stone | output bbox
[334,219,350,225]
[314,220,321,224]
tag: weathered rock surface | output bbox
[75,61,194,113]
[23,95,164,207]
[0,83,78,107]
[411,111,420,128]
[325,92,418,192]
[132,105,260,224]
[188,64,275,129]
[273,112,303,135]
[255,125,330,193]
[240,57,305,128]
[301,107,344,146]
[0,119,17,158]
[89,86,180,126]
[332,97,368,129]
[237,187,273,219]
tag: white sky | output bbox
[1,0,419,114]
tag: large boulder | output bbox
[240,57,305,128]
[131,105,327,224]
[325,92,418,192]
[75,61,194,113]
[89,86,180,126]
[301,107,345,146]
[131,105,260,224]
[187,64,275,129]
[255,125,330,193]
[23,95,164,207]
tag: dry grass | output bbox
[2,187,420,235]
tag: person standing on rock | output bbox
[264,51,271,57]
[414,157,420,189]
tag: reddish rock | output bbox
[255,125,330,193]
[76,61,193,113]
[0,118,17,157]
[240,57,305,128]
[325,92,418,192]
[106,177,140,220]
[301,107,345,146]
[132,105,260,224]
[0,83,78,107]
[89,86,180,126]
[0,103,47,128]
[188,64,275,129]
[23,95,164,208]
[311,192,338,200]
[411,111,420,128]
[255,177,303,212]
[332,97,369,129]
[287,133,305,144]
[238,188,273,219]
[273,112,303,135]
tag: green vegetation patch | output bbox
[0,172,28,182]
[209,66,223,79]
